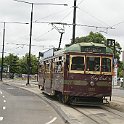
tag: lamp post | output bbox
[72,0,77,44]
[14,0,67,85]
[0,21,29,81]
[0,22,5,81]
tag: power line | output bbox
[111,21,124,27]
[59,9,73,22]
[35,7,70,22]
[6,42,52,47]
[14,0,68,6]
[77,0,86,6]
[78,8,111,27]
[32,28,54,41]
[35,21,114,30]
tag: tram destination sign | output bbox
[81,46,106,53]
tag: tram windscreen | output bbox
[71,56,84,71]
[101,58,111,72]
[86,57,100,71]
[86,57,111,72]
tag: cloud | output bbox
[0,0,124,57]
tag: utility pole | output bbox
[72,0,77,44]
[0,21,29,81]
[0,22,5,81]
[14,0,67,85]
[27,3,33,85]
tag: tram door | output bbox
[49,60,53,89]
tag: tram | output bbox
[38,42,113,105]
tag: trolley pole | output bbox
[0,22,5,81]
[72,0,77,44]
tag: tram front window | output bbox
[86,57,100,71]
[102,58,111,72]
[71,56,84,71]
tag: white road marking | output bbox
[45,117,57,124]
[3,106,6,110]
[0,91,2,94]
[4,100,6,103]
[7,87,15,90]
[0,117,3,121]
[2,96,5,98]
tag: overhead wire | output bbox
[78,8,111,27]
[111,21,124,27]
[77,0,86,6]
[32,27,54,42]
[35,7,71,22]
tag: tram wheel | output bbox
[61,95,69,104]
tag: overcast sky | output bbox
[0,0,124,58]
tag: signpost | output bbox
[107,39,117,87]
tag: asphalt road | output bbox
[0,83,65,124]
[112,88,124,98]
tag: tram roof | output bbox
[64,42,113,54]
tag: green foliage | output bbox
[73,31,122,61]
[74,32,106,44]
[0,53,38,75]
[4,53,19,74]
[72,31,122,76]
[19,53,38,74]
[118,62,123,77]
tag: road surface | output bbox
[0,83,65,124]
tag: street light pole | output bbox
[0,22,5,81]
[72,0,77,44]
[26,3,33,85]
[0,21,28,81]
[14,0,67,85]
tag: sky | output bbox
[0,0,124,58]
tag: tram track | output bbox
[71,106,101,124]
[69,105,124,124]
[100,105,124,118]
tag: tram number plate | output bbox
[88,88,95,92]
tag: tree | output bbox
[72,31,122,76]
[3,54,19,78]
[74,32,106,44]
[74,31,122,61]
[0,53,38,77]
[19,53,38,75]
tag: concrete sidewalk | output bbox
[1,78,124,112]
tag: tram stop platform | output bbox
[1,78,124,113]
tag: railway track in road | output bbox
[71,105,124,124]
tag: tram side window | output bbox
[46,63,50,72]
[71,57,84,71]
[54,61,62,73]
[102,58,111,72]
[86,57,100,71]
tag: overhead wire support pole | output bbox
[0,21,29,81]
[26,3,33,85]
[14,0,68,85]
[72,0,77,44]
[0,22,5,81]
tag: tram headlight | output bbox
[90,81,95,86]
